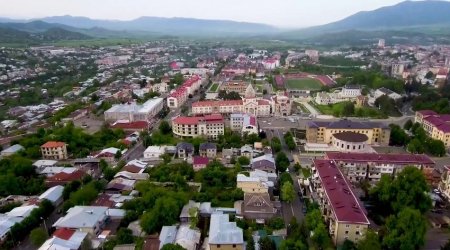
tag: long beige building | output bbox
[306,119,390,146]
[311,160,370,246]
[415,110,450,147]
[171,114,225,140]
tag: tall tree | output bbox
[159,120,172,135]
[259,236,276,250]
[30,228,48,247]
[281,182,295,203]
[382,208,427,250]
[357,229,381,250]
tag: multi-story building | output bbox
[324,152,435,182]
[230,113,258,135]
[439,166,450,201]
[340,85,362,98]
[167,75,202,109]
[236,174,269,194]
[41,141,68,160]
[104,98,164,122]
[208,213,244,250]
[172,114,225,139]
[311,160,370,245]
[219,81,250,95]
[271,92,292,117]
[415,110,450,147]
[306,119,391,146]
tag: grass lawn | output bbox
[313,101,388,118]
[255,84,264,92]
[209,83,219,92]
[286,78,322,90]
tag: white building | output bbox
[104,98,164,122]
[143,146,166,159]
[339,85,362,98]
[374,87,402,100]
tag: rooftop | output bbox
[333,131,369,143]
[325,152,435,165]
[53,206,108,229]
[308,119,388,130]
[41,141,66,148]
[313,160,370,225]
[209,213,243,245]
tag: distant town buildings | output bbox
[167,75,203,109]
[104,98,164,122]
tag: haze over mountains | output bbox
[1,0,450,42]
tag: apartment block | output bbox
[41,141,68,160]
[172,114,225,140]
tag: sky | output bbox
[0,0,423,28]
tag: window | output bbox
[217,245,221,248]
[233,244,236,248]
[345,231,349,235]
[345,224,350,228]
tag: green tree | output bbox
[161,244,186,250]
[357,229,381,250]
[382,208,427,250]
[407,138,425,154]
[268,217,285,230]
[159,120,172,135]
[404,119,413,131]
[389,124,410,146]
[30,228,48,247]
[280,239,307,250]
[114,150,122,160]
[189,207,199,229]
[259,236,276,250]
[80,237,92,250]
[116,228,134,244]
[237,156,250,165]
[311,223,330,249]
[342,239,357,250]
[281,182,295,203]
[341,102,355,116]
[275,152,290,173]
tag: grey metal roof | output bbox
[209,213,243,245]
[177,142,194,151]
[199,143,217,150]
[159,226,177,248]
[53,206,108,229]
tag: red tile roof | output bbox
[46,170,86,183]
[53,228,75,240]
[41,141,66,148]
[325,152,435,165]
[193,156,209,165]
[111,121,148,130]
[192,99,243,108]
[417,110,437,116]
[313,159,370,224]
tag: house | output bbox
[38,185,64,206]
[374,87,402,100]
[251,154,276,173]
[53,206,109,236]
[172,114,225,140]
[199,143,217,158]
[123,159,148,173]
[242,193,277,220]
[33,160,58,170]
[41,141,68,160]
[439,166,450,201]
[159,225,201,250]
[0,144,24,157]
[240,145,253,159]
[45,169,86,187]
[0,205,39,242]
[114,171,149,181]
[93,147,125,163]
[39,228,88,250]
[222,148,238,164]
[236,174,269,194]
[180,200,200,223]
[106,178,136,194]
[193,156,209,171]
[177,142,194,159]
[208,213,244,250]
[143,146,166,159]
[72,158,102,178]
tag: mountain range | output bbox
[1,0,450,44]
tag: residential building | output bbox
[144,146,166,159]
[104,98,164,122]
[177,142,194,159]
[324,152,435,182]
[0,144,24,157]
[391,63,405,77]
[53,206,111,236]
[439,166,450,201]
[45,170,86,187]
[236,174,269,194]
[0,205,39,242]
[242,193,276,220]
[251,154,276,173]
[230,113,258,135]
[305,50,319,62]
[240,145,253,159]
[374,87,402,101]
[311,160,370,245]
[262,58,280,69]
[123,159,148,173]
[39,228,88,250]
[199,143,217,158]
[38,185,64,206]
[179,200,200,224]
[378,39,385,48]
[306,120,390,146]
[355,95,368,108]
[172,114,225,140]
[208,213,244,250]
[151,82,169,94]
[414,110,450,147]
[92,147,125,163]
[41,141,68,160]
[159,225,201,250]
[106,178,136,193]
[167,76,202,109]
[193,156,209,171]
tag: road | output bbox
[266,128,306,225]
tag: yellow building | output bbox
[415,110,450,147]
[311,160,370,246]
[306,119,390,146]
[208,213,244,250]
[40,141,68,160]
